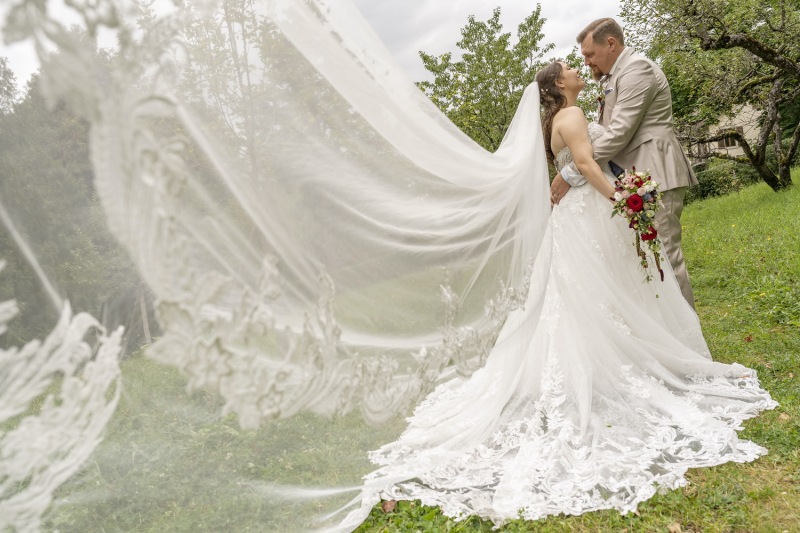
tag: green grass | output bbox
[43,358,402,532]
[41,173,800,532]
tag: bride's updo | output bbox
[536,61,567,165]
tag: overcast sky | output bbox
[1,0,621,85]
[352,0,622,81]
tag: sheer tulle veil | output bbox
[1,0,554,530]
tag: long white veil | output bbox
[0,0,551,530]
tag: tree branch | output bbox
[777,84,800,105]
[693,31,800,79]
[692,129,742,145]
[737,73,778,98]
[691,127,759,168]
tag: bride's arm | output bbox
[553,108,616,200]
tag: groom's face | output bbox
[581,34,614,81]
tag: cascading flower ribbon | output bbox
[610,168,665,282]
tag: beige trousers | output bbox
[656,187,695,308]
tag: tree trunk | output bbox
[772,123,795,190]
[697,129,790,192]
[753,161,785,192]
[776,164,794,190]
[140,289,152,345]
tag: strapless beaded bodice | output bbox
[555,122,606,170]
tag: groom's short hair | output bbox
[577,18,625,46]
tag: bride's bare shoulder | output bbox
[553,106,587,126]
[552,107,588,146]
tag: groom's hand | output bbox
[550,173,571,206]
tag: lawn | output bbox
[42,173,799,533]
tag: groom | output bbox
[550,18,698,308]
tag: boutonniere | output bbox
[597,87,613,113]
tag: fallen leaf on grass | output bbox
[744,334,753,342]
[668,524,683,533]
[778,413,791,422]
[381,500,397,513]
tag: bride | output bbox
[340,61,776,528]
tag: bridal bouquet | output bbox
[610,168,665,282]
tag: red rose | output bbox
[626,194,644,212]
[641,226,658,241]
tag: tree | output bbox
[622,0,799,191]
[0,76,145,347]
[417,6,554,152]
[0,57,18,115]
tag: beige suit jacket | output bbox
[595,48,697,191]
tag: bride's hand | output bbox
[550,173,570,206]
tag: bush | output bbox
[686,159,760,203]
[687,138,800,204]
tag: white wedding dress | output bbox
[342,123,777,528]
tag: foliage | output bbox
[417,6,553,152]
[686,158,760,203]
[415,7,602,154]
[0,75,146,349]
[0,57,18,115]
[689,138,800,203]
[621,0,800,191]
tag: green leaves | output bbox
[417,6,553,152]
[0,57,18,116]
[0,76,142,345]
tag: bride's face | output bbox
[557,63,585,94]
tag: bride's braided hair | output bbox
[535,61,567,165]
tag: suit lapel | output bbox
[601,48,635,126]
